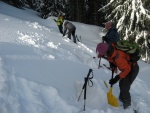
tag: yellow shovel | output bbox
[107,68,119,107]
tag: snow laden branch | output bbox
[98,0,115,12]
[99,0,150,63]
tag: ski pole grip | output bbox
[87,69,93,78]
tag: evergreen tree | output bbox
[88,0,106,26]
[142,0,150,10]
[98,0,150,63]
[68,0,107,26]
[25,0,36,9]
[37,0,68,19]
[37,0,53,19]
[67,0,77,21]
[2,0,25,8]
[63,1,71,20]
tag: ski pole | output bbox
[98,57,101,69]
[78,69,93,111]
[76,35,80,42]
[79,36,82,43]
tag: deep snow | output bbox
[0,2,150,113]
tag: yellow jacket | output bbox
[54,17,64,26]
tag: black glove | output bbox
[102,36,106,41]
[109,75,120,85]
[102,36,108,43]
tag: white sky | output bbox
[0,2,150,113]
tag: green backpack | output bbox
[115,40,141,62]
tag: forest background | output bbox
[1,0,150,63]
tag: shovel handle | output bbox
[98,57,101,69]
[111,68,115,87]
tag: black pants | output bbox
[58,25,63,34]
[68,27,76,43]
[119,63,139,107]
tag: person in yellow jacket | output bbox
[52,15,64,34]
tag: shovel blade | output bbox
[107,87,119,107]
